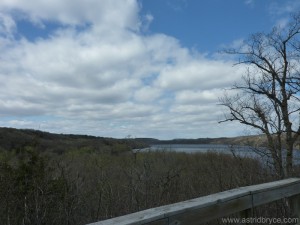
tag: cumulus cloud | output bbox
[175,89,224,104]
[155,60,242,91]
[0,13,16,36]
[141,13,154,31]
[134,86,162,102]
[0,0,244,138]
[0,0,140,29]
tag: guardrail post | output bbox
[292,194,300,225]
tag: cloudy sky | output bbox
[0,0,299,139]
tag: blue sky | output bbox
[0,0,299,139]
[140,0,270,52]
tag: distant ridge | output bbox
[133,135,267,146]
[0,127,268,154]
[0,127,146,154]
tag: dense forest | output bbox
[0,127,298,225]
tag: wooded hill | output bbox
[0,127,270,154]
[0,127,147,154]
[0,127,269,153]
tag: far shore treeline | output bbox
[0,126,272,152]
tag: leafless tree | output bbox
[220,14,300,178]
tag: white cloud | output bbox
[141,13,154,31]
[175,89,223,104]
[0,13,16,36]
[264,1,300,31]
[269,1,300,16]
[0,0,140,29]
[276,18,289,29]
[0,0,246,139]
[134,86,162,102]
[245,0,253,5]
[155,60,242,91]
[167,0,187,12]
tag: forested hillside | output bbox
[0,127,146,155]
[0,127,298,224]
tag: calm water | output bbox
[139,144,300,164]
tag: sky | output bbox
[0,0,299,139]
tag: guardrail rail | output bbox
[87,178,300,225]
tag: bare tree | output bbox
[220,14,300,178]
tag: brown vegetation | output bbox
[0,127,298,224]
[0,144,284,225]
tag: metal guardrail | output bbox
[87,178,300,225]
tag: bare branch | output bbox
[220,13,300,178]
